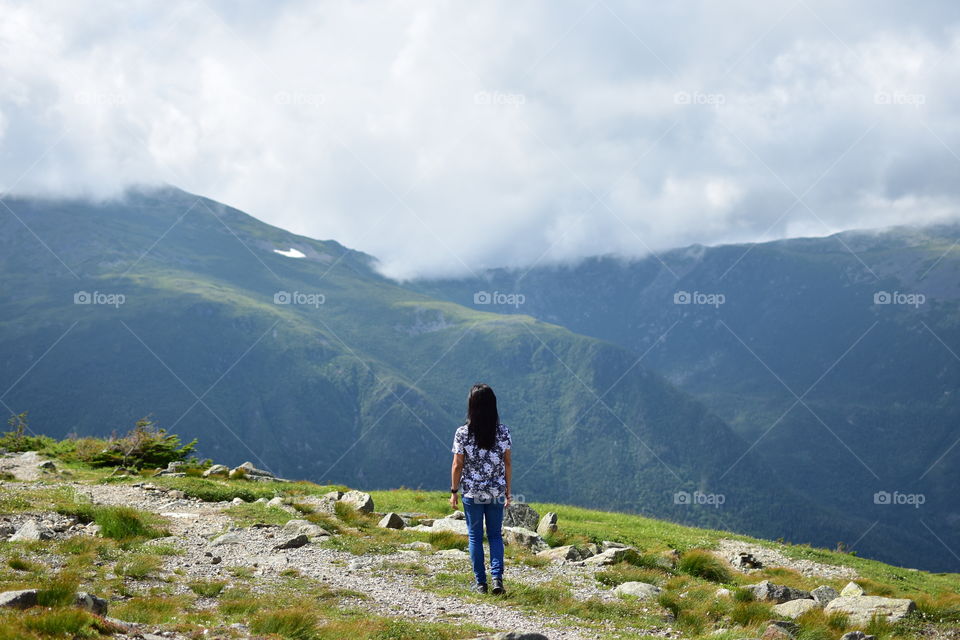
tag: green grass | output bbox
[188,579,227,597]
[56,503,168,542]
[427,530,468,551]
[252,608,321,640]
[224,502,296,527]
[8,556,42,572]
[114,554,163,579]
[678,549,732,583]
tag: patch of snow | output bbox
[274,247,306,258]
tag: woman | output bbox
[450,383,512,595]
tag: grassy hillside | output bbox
[0,435,957,640]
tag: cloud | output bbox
[1,0,959,278]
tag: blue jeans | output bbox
[461,495,504,585]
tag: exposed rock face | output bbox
[824,596,916,624]
[747,580,812,603]
[282,519,329,538]
[536,512,558,538]
[378,513,405,529]
[340,490,374,513]
[502,527,548,553]
[503,503,540,530]
[229,461,277,481]
[582,546,639,566]
[771,598,819,618]
[613,581,662,599]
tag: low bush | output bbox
[677,549,732,583]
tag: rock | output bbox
[254,497,268,504]
[613,581,662,599]
[747,580,812,603]
[446,510,465,520]
[419,518,435,527]
[537,545,588,562]
[10,520,54,541]
[75,592,108,616]
[582,546,639,566]
[340,490,374,513]
[431,518,469,536]
[601,540,628,551]
[839,632,876,640]
[502,527,548,552]
[811,585,839,605]
[470,634,550,640]
[536,512,558,537]
[840,581,865,597]
[400,541,433,551]
[274,534,309,550]
[267,497,284,507]
[760,621,798,640]
[0,523,15,538]
[202,464,229,477]
[237,461,275,478]
[231,497,245,505]
[503,503,540,530]
[0,589,38,609]
[378,513,405,529]
[210,532,244,546]
[824,596,916,624]
[84,523,102,537]
[772,599,819,618]
[732,552,763,569]
[716,588,732,598]
[297,495,336,514]
[324,490,344,500]
[36,460,56,471]
[282,520,329,538]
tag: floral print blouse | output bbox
[452,423,512,499]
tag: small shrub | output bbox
[36,575,78,607]
[86,418,196,469]
[677,549,731,583]
[58,503,165,541]
[0,412,53,452]
[251,607,321,640]
[729,600,773,626]
[8,556,42,572]
[115,554,162,579]
[189,580,227,597]
[23,608,98,636]
[428,530,468,551]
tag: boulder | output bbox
[732,552,763,569]
[237,461,275,478]
[75,592,108,616]
[202,464,229,477]
[840,581,865,597]
[0,523,15,538]
[274,534,309,550]
[324,490,345,500]
[282,519,329,538]
[537,545,587,562]
[747,580,812,604]
[536,512,558,537]
[431,518,469,536]
[715,587,732,598]
[503,503,540,530]
[502,527,548,552]
[36,460,56,471]
[231,497,245,505]
[772,599,819,618]
[601,540,628,551]
[340,490,374,513]
[378,513,405,529]
[839,632,876,640]
[446,510,465,520]
[613,581,662,599]
[10,520,54,542]
[267,497,285,507]
[296,495,336,514]
[0,589,38,609]
[760,621,798,640]
[582,546,639,566]
[824,596,916,624]
[810,585,839,605]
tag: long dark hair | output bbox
[466,383,499,450]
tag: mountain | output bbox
[0,187,947,572]
[411,225,960,573]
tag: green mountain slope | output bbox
[411,227,960,573]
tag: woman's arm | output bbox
[504,448,512,507]
[450,453,464,509]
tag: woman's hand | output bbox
[449,491,459,509]
[504,493,511,508]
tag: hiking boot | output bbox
[473,582,488,594]
[491,577,505,595]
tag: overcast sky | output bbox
[2,1,959,279]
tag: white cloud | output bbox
[1,0,959,278]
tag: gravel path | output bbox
[716,538,859,580]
